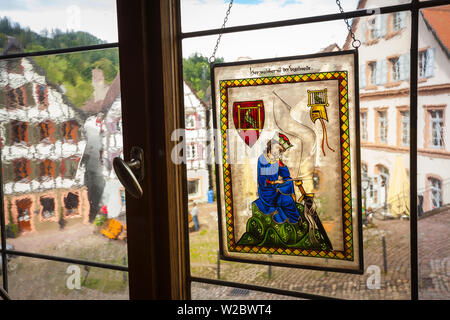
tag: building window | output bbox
[361,111,368,141]
[368,62,377,86]
[11,120,29,144]
[40,160,56,181]
[401,110,410,146]
[377,111,387,144]
[36,84,49,108]
[13,158,31,182]
[40,197,55,219]
[390,57,401,82]
[188,179,200,197]
[64,192,80,216]
[429,110,444,149]
[62,120,79,143]
[419,48,435,78]
[6,86,26,108]
[186,144,198,160]
[368,16,380,40]
[185,114,196,129]
[39,120,55,143]
[362,163,368,176]
[429,178,442,209]
[391,12,406,32]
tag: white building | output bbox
[184,82,211,202]
[0,38,89,233]
[345,0,450,215]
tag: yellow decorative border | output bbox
[219,71,354,261]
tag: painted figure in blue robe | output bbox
[254,133,301,224]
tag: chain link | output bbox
[209,0,358,62]
[209,0,234,63]
[336,0,361,48]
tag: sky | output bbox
[0,0,360,61]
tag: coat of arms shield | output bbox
[232,100,265,147]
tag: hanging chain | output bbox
[209,0,234,63]
[336,0,361,48]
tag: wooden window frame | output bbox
[375,107,389,145]
[360,108,368,141]
[423,105,446,150]
[11,120,29,144]
[425,174,443,212]
[386,54,402,87]
[396,106,410,147]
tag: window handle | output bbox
[113,146,144,199]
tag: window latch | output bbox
[113,146,144,199]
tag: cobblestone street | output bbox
[190,203,449,300]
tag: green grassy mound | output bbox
[236,201,332,251]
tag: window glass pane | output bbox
[180,0,411,34]
[6,256,128,300]
[418,5,450,300]
[0,1,117,56]
[182,20,351,63]
[0,48,128,267]
[184,11,412,300]
[191,281,303,300]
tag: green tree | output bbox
[0,17,119,108]
[183,53,224,100]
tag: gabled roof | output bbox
[422,5,450,57]
[319,43,341,53]
[1,36,86,121]
[183,79,209,110]
[345,1,450,56]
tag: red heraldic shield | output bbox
[232,100,265,147]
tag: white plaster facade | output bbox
[184,82,211,202]
[347,0,450,213]
[0,53,89,232]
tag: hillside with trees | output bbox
[1,17,220,107]
[183,53,224,101]
[0,16,119,108]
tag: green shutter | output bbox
[0,88,6,109]
[29,123,40,145]
[3,122,12,146]
[30,160,40,181]
[54,122,62,141]
[54,160,60,177]
[25,83,35,107]
[3,162,13,183]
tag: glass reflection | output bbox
[6,256,128,300]
[0,47,127,266]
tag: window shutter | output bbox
[381,59,388,84]
[374,16,381,38]
[25,83,35,107]
[360,20,366,44]
[4,122,12,146]
[3,162,13,183]
[425,48,435,77]
[400,11,408,29]
[0,88,6,109]
[376,60,387,85]
[400,53,410,80]
[380,15,388,37]
[375,61,381,85]
[359,63,366,88]
[29,123,40,145]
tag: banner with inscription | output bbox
[211,50,363,273]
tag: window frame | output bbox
[0,0,444,302]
